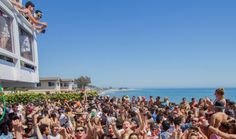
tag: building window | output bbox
[0,54,14,64]
[37,82,41,87]
[19,27,33,61]
[48,82,55,87]
[20,61,35,71]
[0,9,13,52]
[63,83,69,87]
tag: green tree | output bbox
[74,76,91,89]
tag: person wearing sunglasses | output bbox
[75,126,87,139]
[14,1,48,31]
[33,10,46,34]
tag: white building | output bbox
[0,0,39,88]
[33,77,75,92]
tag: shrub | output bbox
[3,91,98,104]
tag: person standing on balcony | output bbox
[12,1,48,30]
[33,10,47,34]
[0,10,10,51]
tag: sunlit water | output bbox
[101,88,236,103]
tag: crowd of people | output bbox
[9,0,47,33]
[0,88,236,139]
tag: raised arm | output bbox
[86,115,94,139]
[180,130,188,139]
[27,106,41,118]
[111,120,121,139]
[33,114,44,139]
[208,125,236,139]
[134,108,144,133]
[198,127,208,139]
[12,119,24,139]
[27,12,48,26]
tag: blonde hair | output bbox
[215,88,224,96]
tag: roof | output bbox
[39,77,74,82]
[40,77,60,81]
[61,79,74,82]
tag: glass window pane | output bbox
[0,9,13,52]
[48,82,55,87]
[19,27,33,61]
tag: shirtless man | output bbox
[33,10,47,33]
[203,120,236,139]
[13,1,48,30]
[39,109,52,127]
[210,101,228,128]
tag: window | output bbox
[63,83,69,87]
[48,82,55,87]
[20,61,35,71]
[19,27,33,61]
[0,9,13,52]
[0,54,14,63]
[37,82,41,87]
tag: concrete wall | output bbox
[0,0,39,87]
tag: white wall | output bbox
[0,0,39,86]
[60,81,74,91]
[36,81,60,91]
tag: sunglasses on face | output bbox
[77,129,84,132]
[36,13,42,18]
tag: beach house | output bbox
[0,0,39,88]
[33,77,75,92]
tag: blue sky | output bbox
[29,0,236,88]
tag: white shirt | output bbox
[49,134,61,139]
[0,132,13,139]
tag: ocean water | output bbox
[101,88,236,103]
